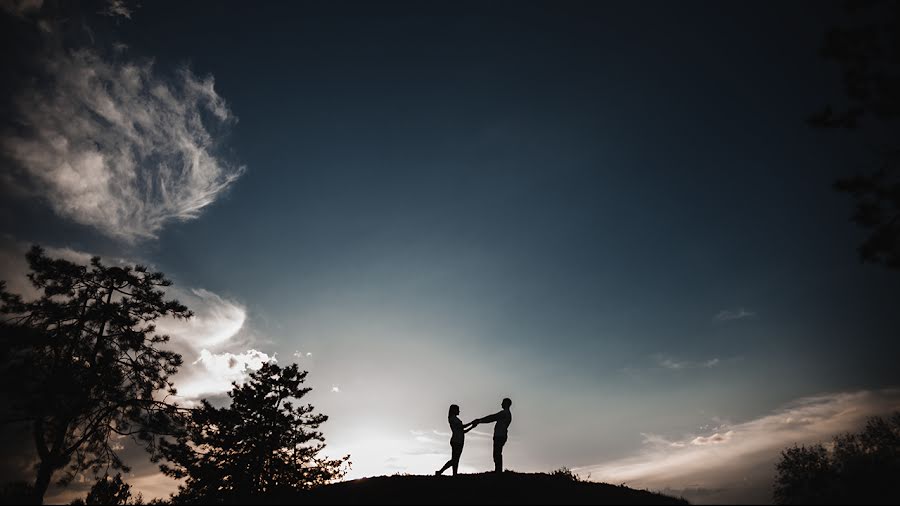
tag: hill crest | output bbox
[303,471,688,505]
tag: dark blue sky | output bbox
[137,0,898,387]
[2,1,899,503]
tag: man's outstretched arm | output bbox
[475,411,502,424]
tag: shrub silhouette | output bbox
[549,467,583,482]
[774,412,900,504]
[158,362,349,504]
[0,246,190,504]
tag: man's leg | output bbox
[493,437,506,474]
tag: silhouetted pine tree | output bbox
[0,246,190,504]
[158,362,349,504]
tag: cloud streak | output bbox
[656,355,721,371]
[578,389,900,504]
[714,308,756,322]
[2,48,243,241]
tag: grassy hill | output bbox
[302,471,689,505]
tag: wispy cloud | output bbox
[155,289,247,349]
[577,389,900,504]
[409,430,438,445]
[100,0,134,19]
[656,355,722,371]
[2,48,243,241]
[622,355,727,378]
[714,308,756,322]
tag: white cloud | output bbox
[714,308,756,322]
[176,349,273,399]
[331,385,341,393]
[690,431,734,446]
[2,48,243,242]
[577,389,900,503]
[150,289,276,400]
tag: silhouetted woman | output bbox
[435,404,476,476]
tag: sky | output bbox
[1,1,899,504]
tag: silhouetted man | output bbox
[473,398,512,474]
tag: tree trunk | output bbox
[31,418,69,505]
[31,457,56,505]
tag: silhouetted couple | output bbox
[436,397,512,476]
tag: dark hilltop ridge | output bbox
[301,471,689,505]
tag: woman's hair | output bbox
[448,404,460,417]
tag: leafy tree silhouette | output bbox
[0,246,191,504]
[69,473,136,505]
[774,412,900,504]
[811,0,900,269]
[158,362,349,504]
